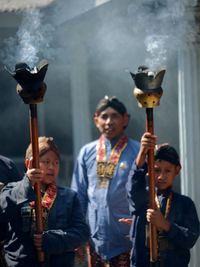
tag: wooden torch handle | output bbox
[29,104,45,263]
[146,108,158,262]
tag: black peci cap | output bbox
[155,144,181,166]
[95,96,127,115]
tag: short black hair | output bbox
[95,96,127,115]
[155,145,181,166]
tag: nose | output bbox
[47,161,58,169]
[157,172,165,180]
[105,116,112,124]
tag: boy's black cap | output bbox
[95,96,127,115]
[155,144,181,166]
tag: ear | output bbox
[175,165,181,176]
[25,159,29,169]
[123,113,130,128]
[25,158,33,170]
[93,113,100,128]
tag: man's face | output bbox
[154,159,181,191]
[94,107,129,140]
[39,150,60,185]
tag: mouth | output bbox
[105,127,114,134]
[47,173,55,177]
[157,181,167,187]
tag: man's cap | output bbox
[155,144,181,166]
[25,136,60,159]
[95,96,127,115]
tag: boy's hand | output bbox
[118,218,132,225]
[146,209,171,232]
[136,132,157,168]
[75,246,86,263]
[26,159,43,185]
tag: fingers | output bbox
[26,168,44,185]
[146,209,159,224]
[146,209,165,227]
[25,157,33,170]
[118,218,132,225]
[75,246,86,262]
[141,132,157,149]
[146,208,154,223]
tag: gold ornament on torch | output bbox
[130,65,166,263]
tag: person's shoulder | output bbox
[57,186,81,203]
[78,140,98,157]
[57,186,77,196]
[81,140,98,150]
[0,155,14,165]
[173,192,197,206]
[127,137,140,149]
[0,155,21,184]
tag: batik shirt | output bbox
[71,136,140,260]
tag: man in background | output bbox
[71,96,140,267]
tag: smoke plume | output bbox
[0,9,56,69]
[128,0,198,69]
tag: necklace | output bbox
[96,134,128,189]
[155,191,173,219]
[96,134,128,179]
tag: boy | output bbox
[126,132,200,267]
[0,136,90,267]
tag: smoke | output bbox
[0,0,197,71]
[128,0,198,69]
[0,9,56,69]
[0,0,54,11]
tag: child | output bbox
[126,132,200,267]
[0,136,90,267]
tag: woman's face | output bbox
[39,150,60,185]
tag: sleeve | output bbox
[167,196,200,249]
[0,222,8,241]
[71,148,89,215]
[126,162,148,216]
[42,193,90,253]
[0,175,35,221]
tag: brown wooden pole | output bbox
[146,108,158,262]
[29,104,45,263]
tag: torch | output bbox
[6,59,48,263]
[130,65,165,263]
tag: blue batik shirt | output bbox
[71,136,140,260]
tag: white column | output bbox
[178,43,200,267]
[70,43,92,158]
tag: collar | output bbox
[157,187,172,197]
